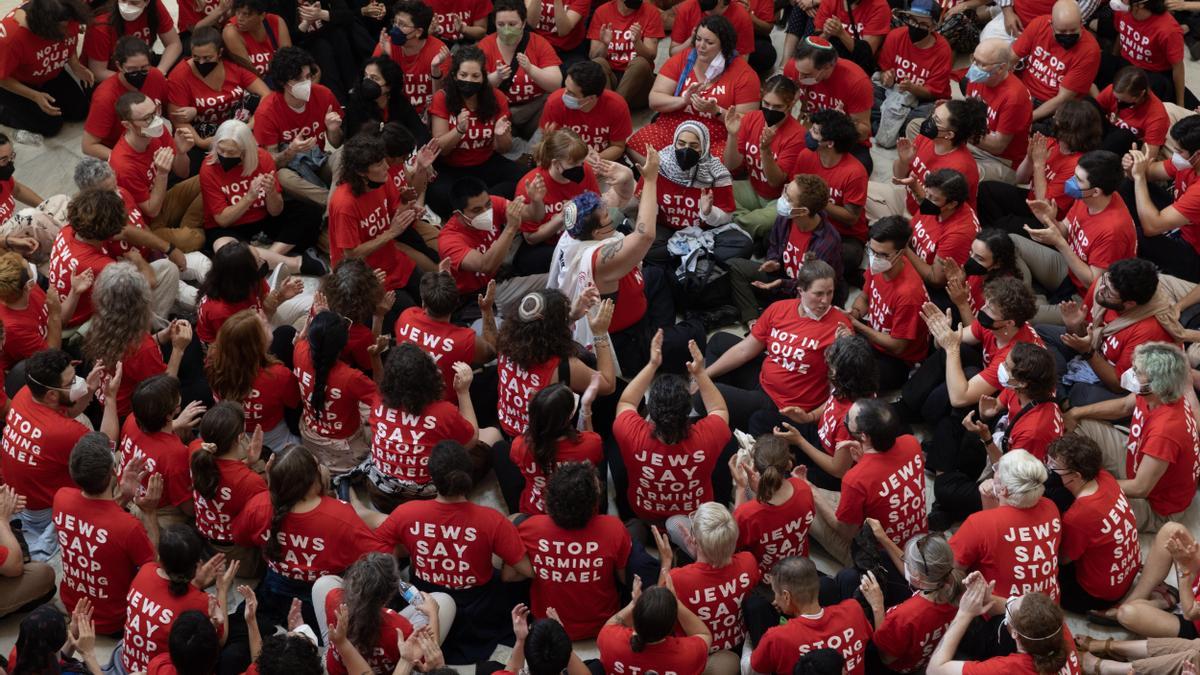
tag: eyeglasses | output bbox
[0,151,16,167]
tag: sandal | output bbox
[1074,635,1114,659]
[1086,607,1122,627]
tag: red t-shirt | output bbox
[83,3,175,67]
[428,0,491,41]
[951,498,1062,600]
[324,587,414,675]
[234,363,300,433]
[122,563,213,672]
[784,58,873,123]
[1063,194,1136,293]
[997,388,1063,461]
[837,435,927,544]
[368,400,474,485]
[911,203,980,266]
[750,301,852,410]
[192,456,268,543]
[496,355,560,437]
[510,431,604,515]
[1166,162,1200,253]
[199,148,281,228]
[1126,395,1200,516]
[167,59,259,127]
[1060,470,1140,601]
[195,281,267,344]
[736,112,806,199]
[394,307,478,401]
[49,227,113,326]
[0,285,49,372]
[328,180,415,290]
[147,653,177,675]
[1029,139,1080,219]
[177,0,223,31]
[85,70,171,149]
[0,16,81,85]
[646,174,736,231]
[814,0,891,37]
[516,165,601,235]
[373,36,450,116]
[293,339,380,440]
[613,410,731,520]
[427,88,511,167]
[734,477,814,576]
[110,132,176,207]
[118,415,193,508]
[671,0,755,56]
[862,262,930,364]
[228,14,285,77]
[873,593,958,673]
[479,33,561,105]
[905,135,979,214]
[598,624,708,675]
[375,499,525,589]
[1116,10,1183,73]
[605,263,648,334]
[531,0,590,50]
[586,1,666,71]
[751,600,874,675]
[252,85,343,148]
[962,626,1082,675]
[1013,16,1101,100]
[818,394,855,453]
[97,333,166,419]
[877,27,953,99]
[518,513,631,640]
[966,74,1033,165]
[540,89,634,155]
[971,321,1043,390]
[1096,85,1170,146]
[440,196,507,294]
[52,488,156,633]
[3,388,90,510]
[233,493,388,580]
[791,149,868,241]
[670,553,761,651]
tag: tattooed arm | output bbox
[594,149,659,285]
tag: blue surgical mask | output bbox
[804,130,819,151]
[1063,176,1085,199]
[563,93,583,110]
[966,64,991,83]
[776,197,794,218]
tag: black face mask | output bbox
[367,179,386,189]
[918,198,942,215]
[975,310,996,330]
[675,146,701,171]
[698,0,718,11]
[1117,99,1138,109]
[217,155,241,171]
[359,77,383,100]
[123,69,149,90]
[625,0,644,8]
[561,164,585,183]
[963,257,987,276]
[195,60,219,77]
[456,79,483,97]
[907,24,930,42]
[0,164,14,181]
[918,116,940,140]
[761,107,786,127]
[1054,32,1079,49]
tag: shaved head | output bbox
[975,38,1013,64]
[1051,0,1082,31]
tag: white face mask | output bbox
[290,79,313,102]
[868,251,893,274]
[801,300,830,321]
[997,362,1011,388]
[776,197,795,218]
[465,208,494,232]
[562,93,583,110]
[1110,0,1131,10]
[798,76,819,86]
[1120,368,1151,395]
[1172,152,1193,171]
[705,52,726,81]
[142,115,165,138]
[118,1,144,19]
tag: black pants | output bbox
[1101,125,1139,158]
[611,266,708,376]
[295,30,363,104]
[1059,561,1122,614]
[426,155,528,219]
[512,239,555,276]
[748,35,777,78]
[874,349,912,391]
[1118,177,1200,282]
[0,70,90,137]
[977,180,1037,236]
[700,330,769,432]
[899,344,982,424]
[203,199,324,253]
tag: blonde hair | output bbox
[83,262,152,368]
[209,120,260,176]
[0,252,30,302]
[689,502,738,567]
[996,449,1047,508]
[533,128,587,169]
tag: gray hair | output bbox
[1133,342,1190,403]
[74,157,116,191]
[996,449,1047,508]
[903,533,961,604]
[209,120,260,176]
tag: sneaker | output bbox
[269,260,292,291]
[298,247,330,277]
[688,304,740,332]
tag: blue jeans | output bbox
[18,507,57,561]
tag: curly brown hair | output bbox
[983,277,1037,327]
[380,343,444,413]
[69,189,126,241]
[319,258,384,325]
[496,289,575,369]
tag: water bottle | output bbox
[398,578,422,605]
[13,130,43,147]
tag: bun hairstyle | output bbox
[526,384,580,479]
[630,586,677,652]
[903,533,962,604]
[191,402,246,501]
[533,128,587,170]
[1009,593,1068,674]
[429,440,474,497]
[752,435,792,503]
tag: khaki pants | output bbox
[510,96,548,140]
[1077,420,1179,533]
[1011,233,1073,325]
[1133,638,1200,675]
[149,177,205,253]
[866,181,908,222]
[278,162,333,208]
[0,562,55,618]
[595,56,655,112]
[149,258,181,322]
[732,180,779,241]
[970,145,1017,184]
[809,487,852,567]
[301,424,371,476]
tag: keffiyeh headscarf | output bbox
[657,121,733,189]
